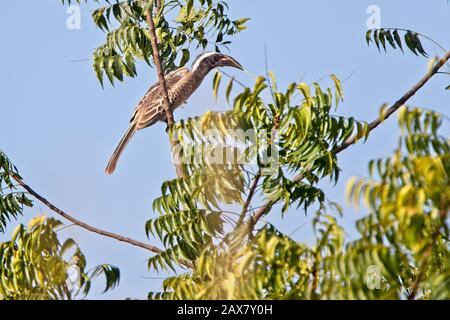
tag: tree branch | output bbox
[11,173,162,253]
[10,172,194,269]
[146,2,185,178]
[155,0,162,11]
[333,50,450,154]
[250,50,450,231]
[237,172,261,226]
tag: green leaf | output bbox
[225,77,234,104]
[104,56,115,85]
[180,49,190,67]
[330,74,344,105]
[393,30,403,52]
[61,238,77,256]
[405,31,418,56]
[411,33,428,57]
[90,264,121,293]
[378,29,387,52]
[186,0,194,19]
[213,71,222,101]
[384,30,396,49]
[366,30,372,46]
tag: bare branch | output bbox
[155,0,162,12]
[333,50,450,154]
[146,3,185,178]
[250,50,450,231]
[10,173,194,269]
[11,173,161,253]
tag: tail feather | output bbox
[105,123,137,175]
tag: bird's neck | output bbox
[190,65,213,80]
[179,66,213,93]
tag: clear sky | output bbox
[0,0,449,299]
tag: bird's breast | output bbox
[169,73,203,109]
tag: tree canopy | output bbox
[0,0,448,299]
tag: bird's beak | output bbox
[221,55,244,70]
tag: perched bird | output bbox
[105,52,243,174]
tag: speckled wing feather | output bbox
[105,67,189,174]
[131,67,189,129]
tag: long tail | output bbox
[105,123,137,175]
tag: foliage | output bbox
[0,1,448,300]
[0,150,33,233]
[0,216,120,300]
[149,106,449,299]
[145,72,374,272]
[63,0,248,86]
[1,150,119,300]
[143,22,449,298]
[344,107,449,299]
[366,28,428,56]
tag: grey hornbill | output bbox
[105,52,244,174]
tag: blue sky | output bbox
[0,1,449,299]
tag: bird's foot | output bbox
[163,119,169,133]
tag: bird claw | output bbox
[163,119,169,133]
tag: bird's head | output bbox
[191,52,243,73]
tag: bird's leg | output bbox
[163,118,169,133]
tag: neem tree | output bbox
[0,1,448,299]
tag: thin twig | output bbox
[155,0,162,12]
[55,223,76,232]
[264,43,276,102]
[237,172,261,226]
[291,70,355,103]
[374,27,450,71]
[381,28,449,58]
[250,50,450,232]
[288,221,308,237]
[220,69,247,89]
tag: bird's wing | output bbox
[130,67,189,129]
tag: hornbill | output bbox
[105,52,243,174]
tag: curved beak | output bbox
[221,55,244,70]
